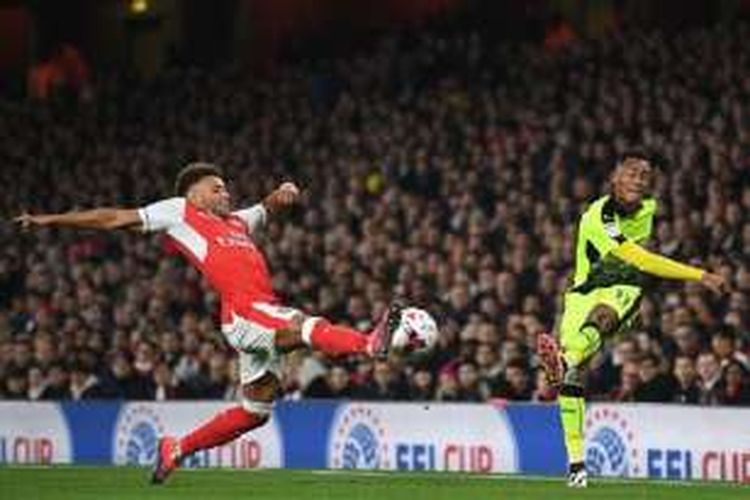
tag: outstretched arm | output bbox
[14,208,142,231]
[612,241,727,294]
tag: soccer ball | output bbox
[391,307,439,353]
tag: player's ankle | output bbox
[569,461,585,473]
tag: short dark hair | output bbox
[616,149,651,166]
[616,149,667,170]
[174,162,223,196]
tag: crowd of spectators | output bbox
[1,22,750,405]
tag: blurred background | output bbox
[1,0,750,408]
[1,0,748,93]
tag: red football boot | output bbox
[151,436,180,485]
[367,302,404,359]
[537,333,565,387]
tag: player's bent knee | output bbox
[300,316,325,345]
[584,304,619,336]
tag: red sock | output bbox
[302,318,368,355]
[179,406,266,457]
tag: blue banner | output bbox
[60,401,121,464]
[1,401,748,483]
[504,404,567,475]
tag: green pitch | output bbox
[1,467,747,500]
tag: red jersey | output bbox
[138,198,277,323]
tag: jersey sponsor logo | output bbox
[585,407,640,477]
[330,405,389,469]
[228,218,246,229]
[114,405,165,466]
[215,233,255,249]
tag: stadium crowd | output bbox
[1,22,750,405]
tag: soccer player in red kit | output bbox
[15,162,403,483]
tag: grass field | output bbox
[1,467,748,500]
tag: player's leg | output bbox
[152,314,285,485]
[537,292,606,487]
[554,292,598,487]
[177,373,276,457]
[245,302,404,358]
[559,311,604,486]
[151,372,277,484]
[552,286,641,488]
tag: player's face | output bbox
[191,176,232,216]
[612,158,653,208]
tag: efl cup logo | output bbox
[585,407,639,477]
[330,405,389,469]
[115,405,165,466]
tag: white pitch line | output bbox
[308,469,748,488]
[2,466,748,489]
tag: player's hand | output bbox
[700,272,728,295]
[13,213,54,229]
[277,182,300,202]
[263,182,300,212]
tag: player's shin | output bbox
[178,404,269,458]
[559,329,596,474]
[558,383,586,468]
[300,317,368,355]
[569,325,601,366]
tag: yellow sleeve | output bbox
[612,241,704,281]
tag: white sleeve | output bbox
[232,204,267,233]
[138,197,186,233]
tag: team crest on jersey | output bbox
[115,405,165,465]
[604,221,621,238]
[585,407,640,477]
[330,405,389,469]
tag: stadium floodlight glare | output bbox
[129,0,149,15]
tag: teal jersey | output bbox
[570,194,657,293]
